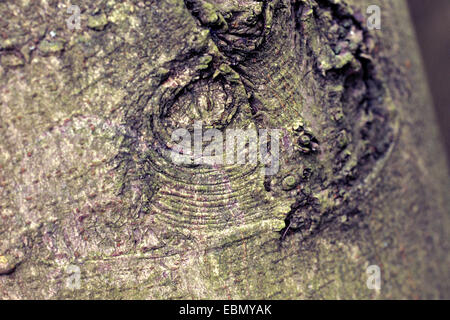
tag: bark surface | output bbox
[0,0,449,299]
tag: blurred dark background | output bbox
[408,0,450,162]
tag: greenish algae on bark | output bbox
[0,0,448,299]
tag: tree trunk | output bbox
[0,0,448,299]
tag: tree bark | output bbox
[0,0,448,299]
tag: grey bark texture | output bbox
[0,0,449,299]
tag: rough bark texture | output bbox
[0,0,448,299]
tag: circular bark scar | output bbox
[117,0,400,246]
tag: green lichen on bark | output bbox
[0,0,449,299]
